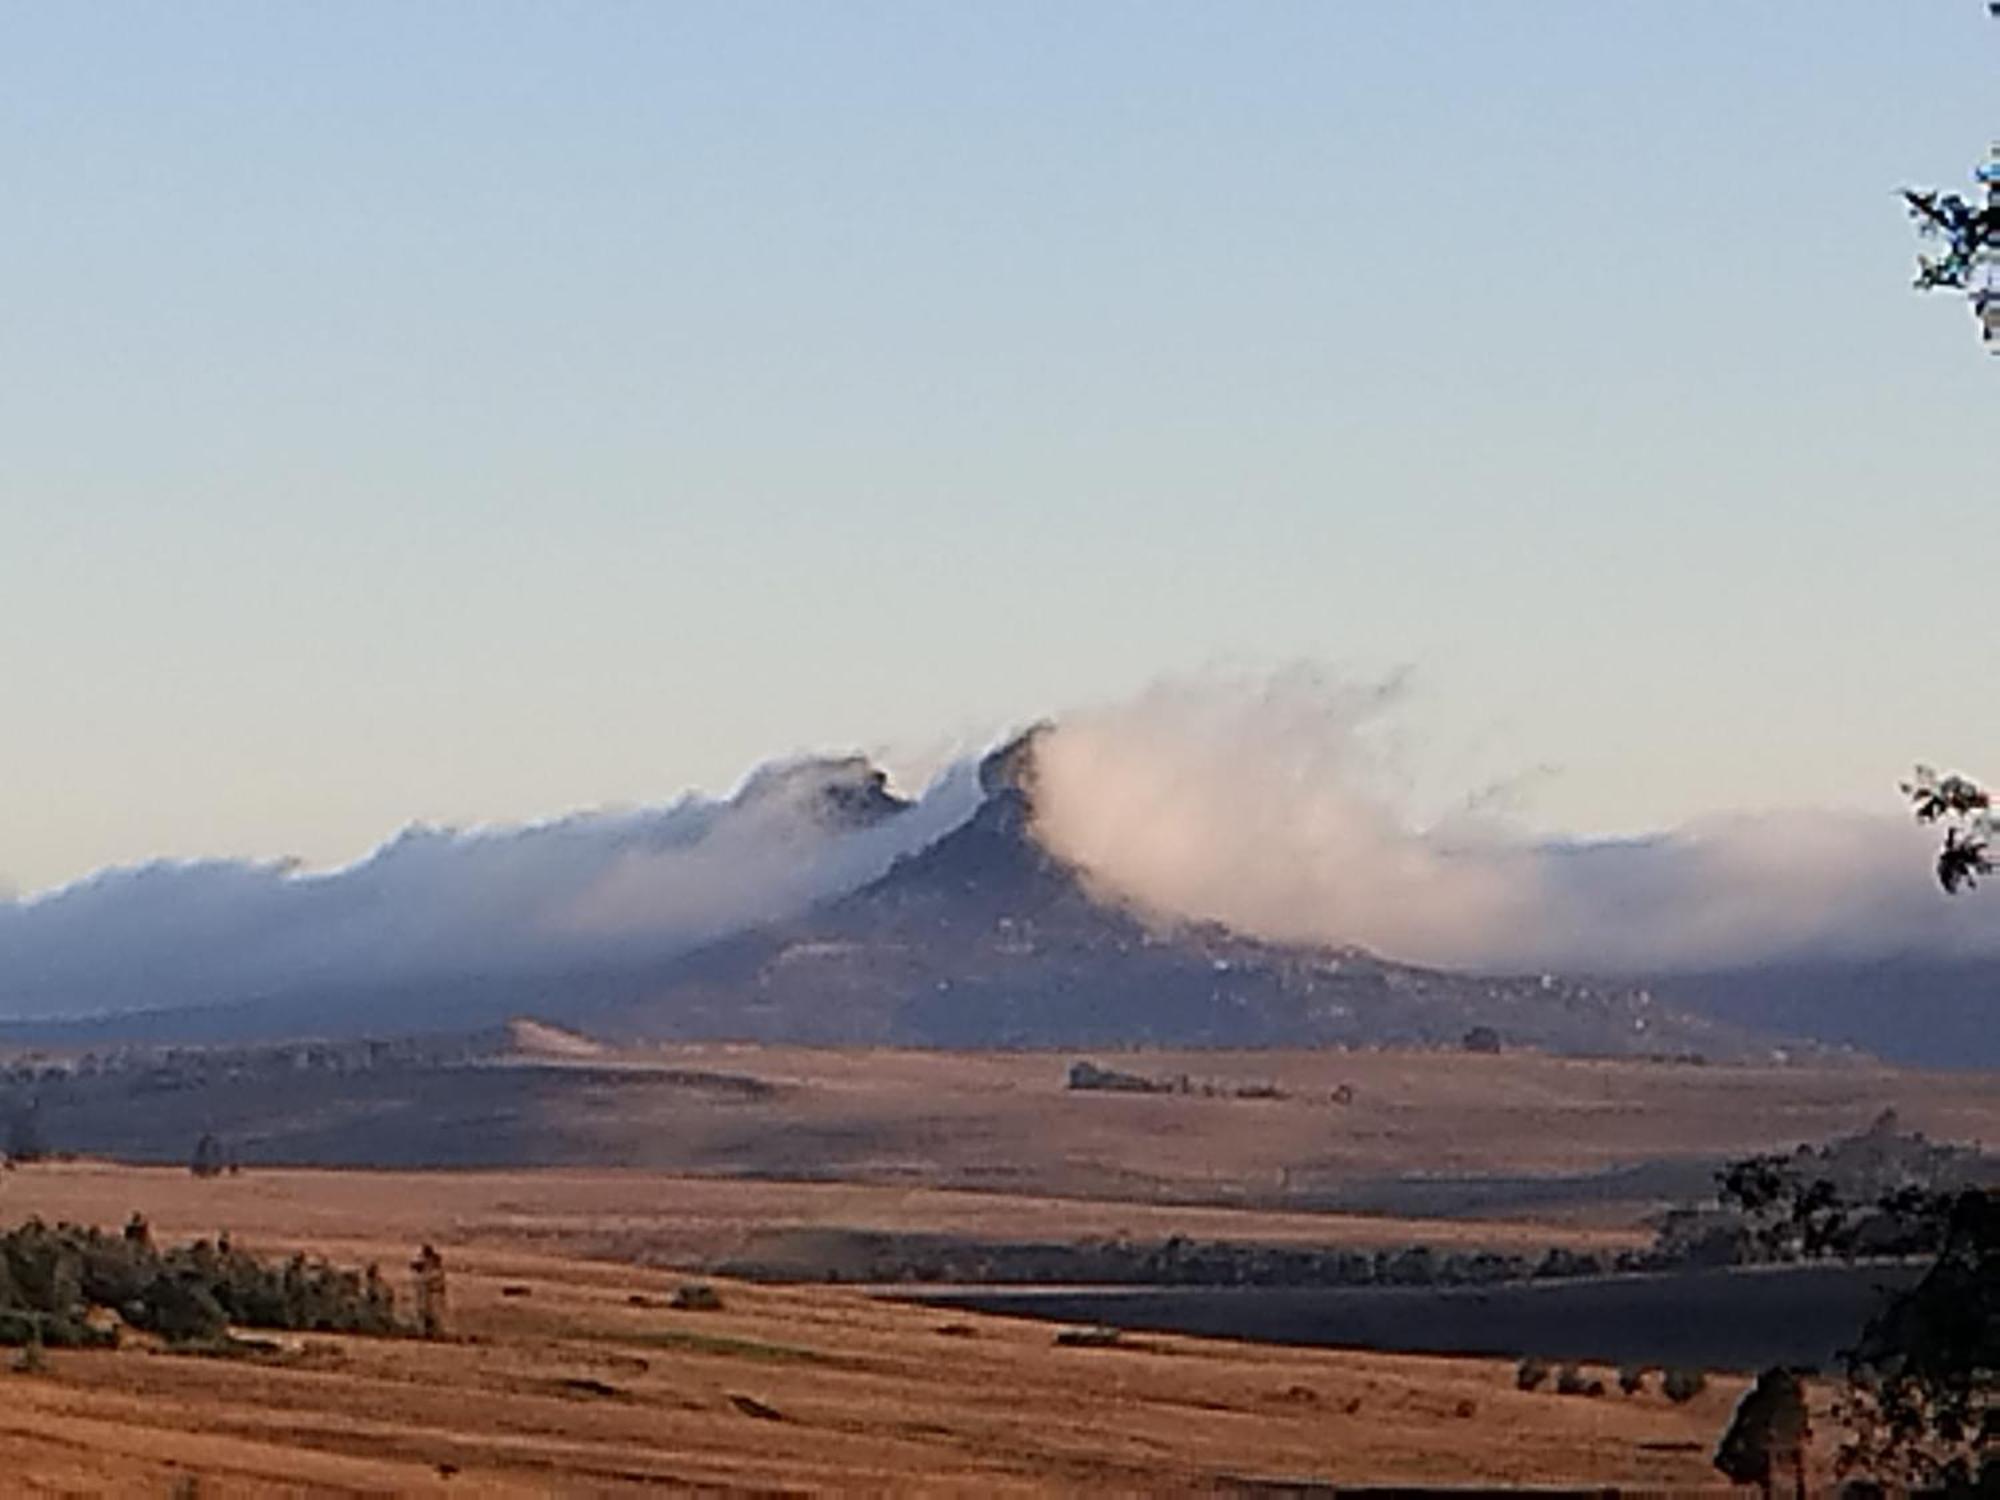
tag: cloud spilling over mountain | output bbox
[1030,670,2000,974]
[0,755,981,1021]
[5,668,1996,1038]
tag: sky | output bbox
[2,2,1995,899]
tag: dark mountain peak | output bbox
[969,723,1054,837]
[849,733,1077,920]
[733,754,910,831]
[978,723,1052,799]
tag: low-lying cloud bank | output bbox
[4,668,1995,1024]
[0,755,981,1021]
[1030,670,2000,974]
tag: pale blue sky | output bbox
[2,2,1994,896]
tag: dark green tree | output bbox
[1715,1367,1811,1499]
[1461,1025,1502,1055]
[1903,156,1998,350]
[1835,1190,1998,1494]
[137,1273,227,1344]
[1663,1367,1709,1404]
[1899,7,1996,352]
[1868,17,1996,1485]
[5,1102,47,1164]
[189,1132,225,1179]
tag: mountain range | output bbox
[1,731,1821,1064]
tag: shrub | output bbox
[0,1308,112,1350]
[1618,1363,1649,1396]
[1715,1367,1809,1491]
[0,1215,403,1342]
[139,1275,228,1344]
[5,1221,82,1314]
[1516,1356,1551,1391]
[1555,1364,1602,1396]
[78,1230,155,1308]
[51,1315,116,1350]
[1662,1366,1709,1404]
[1533,1247,1605,1280]
[0,1309,46,1347]
[189,1133,224,1180]
[669,1282,723,1311]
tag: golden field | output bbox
[497,1042,2000,1226]
[1,1044,1991,1493]
[0,1162,1770,1497]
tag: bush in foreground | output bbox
[0,1217,402,1346]
[1556,1364,1605,1397]
[1663,1366,1709,1404]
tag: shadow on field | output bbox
[912,1261,1921,1371]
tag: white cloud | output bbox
[1030,668,1998,973]
[0,753,981,1020]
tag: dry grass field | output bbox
[0,1161,1643,1271]
[30,1039,1998,1226]
[1,1046,1990,1493]
[26,1043,1999,1253]
[517,1043,2000,1224]
[0,1163,1782,1496]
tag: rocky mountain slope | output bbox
[580,733,1768,1058]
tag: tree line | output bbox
[0,1215,424,1350]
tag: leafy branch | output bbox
[1903,766,1995,893]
